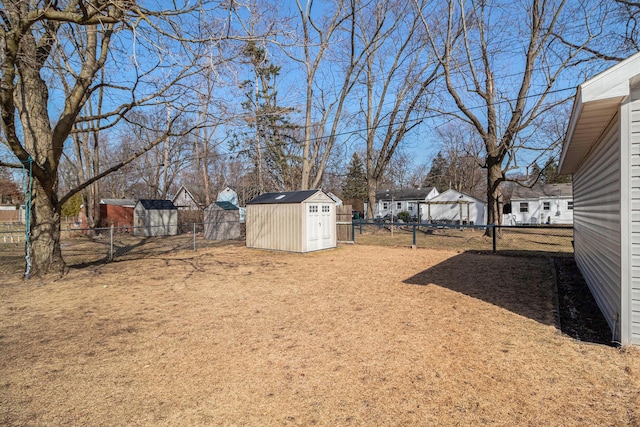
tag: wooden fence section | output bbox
[336,205,353,242]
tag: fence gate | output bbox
[336,205,353,243]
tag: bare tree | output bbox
[356,0,440,218]
[0,1,227,276]
[417,0,598,232]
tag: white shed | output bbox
[133,199,178,237]
[246,190,336,253]
[559,51,640,346]
[422,189,487,225]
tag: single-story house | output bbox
[204,201,241,240]
[369,187,439,219]
[172,186,203,210]
[246,190,336,253]
[98,198,136,229]
[133,199,178,237]
[559,51,640,346]
[504,183,573,225]
[422,189,487,225]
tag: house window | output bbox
[397,202,402,210]
[309,205,318,213]
[383,202,389,210]
[322,205,330,213]
[543,201,550,211]
[408,205,413,211]
[568,201,574,210]
[519,202,529,213]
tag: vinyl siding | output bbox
[573,116,622,338]
[630,88,640,344]
[246,204,304,252]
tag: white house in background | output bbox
[172,186,203,210]
[369,187,439,219]
[559,51,640,346]
[217,187,239,206]
[216,187,245,223]
[504,183,574,225]
[422,189,487,225]
[326,192,343,206]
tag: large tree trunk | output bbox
[365,178,377,219]
[28,178,65,277]
[484,159,503,237]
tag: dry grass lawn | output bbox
[1,243,639,426]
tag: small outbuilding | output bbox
[204,201,241,240]
[246,190,336,253]
[559,51,640,346]
[98,198,136,229]
[133,199,178,237]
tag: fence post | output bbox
[351,219,355,242]
[359,219,363,235]
[110,225,114,261]
[492,224,497,253]
[413,225,417,247]
[193,222,197,251]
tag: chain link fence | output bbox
[0,221,244,275]
[350,221,574,256]
[1,220,573,276]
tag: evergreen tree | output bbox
[423,152,449,192]
[342,153,368,202]
[541,160,572,184]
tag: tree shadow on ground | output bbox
[403,252,556,326]
[402,252,614,346]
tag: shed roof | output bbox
[137,199,177,210]
[375,187,436,201]
[207,201,239,210]
[560,51,640,174]
[100,198,136,207]
[511,183,573,200]
[428,189,485,204]
[247,190,326,205]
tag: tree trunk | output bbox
[366,178,377,219]
[28,178,65,277]
[484,159,503,237]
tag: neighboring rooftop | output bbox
[375,188,436,201]
[100,198,136,207]
[511,183,573,199]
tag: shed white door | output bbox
[307,204,333,251]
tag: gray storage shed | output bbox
[559,51,640,346]
[246,190,336,253]
[133,199,178,237]
[204,201,241,240]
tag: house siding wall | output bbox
[246,204,304,252]
[629,87,640,344]
[573,114,622,339]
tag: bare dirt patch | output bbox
[1,244,639,426]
